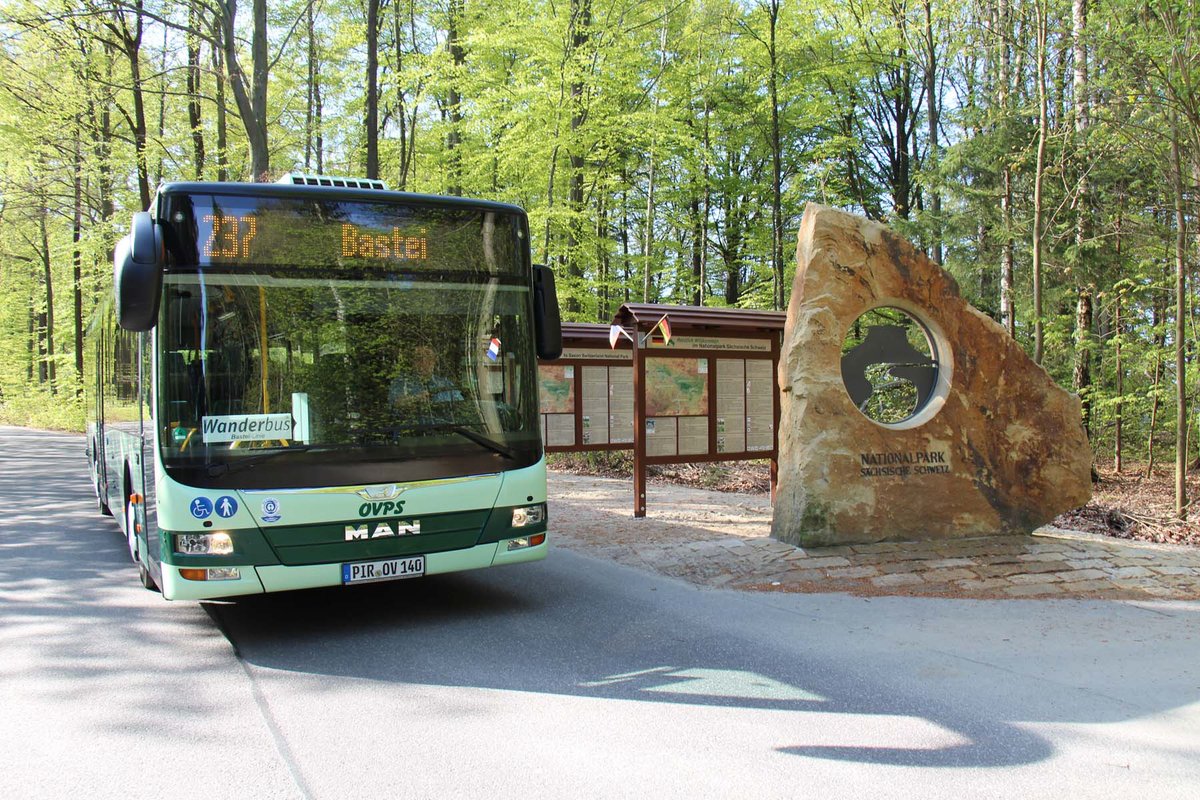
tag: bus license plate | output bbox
[342,556,425,585]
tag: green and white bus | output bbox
[86,176,561,600]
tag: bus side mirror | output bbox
[533,264,562,360]
[115,211,163,332]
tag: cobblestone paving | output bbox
[549,472,1200,600]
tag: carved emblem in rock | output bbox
[772,204,1092,547]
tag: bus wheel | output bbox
[138,560,159,592]
[93,451,112,517]
[96,487,112,517]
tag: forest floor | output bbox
[548,452,1200,549]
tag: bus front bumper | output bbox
[159,538,548,601]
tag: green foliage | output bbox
[0,0,1194,483]
[0,386,84,431]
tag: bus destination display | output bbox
[176,194,518,273]
[201,212,427,263]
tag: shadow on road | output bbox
[4,426,1197,771]
[205,565,1067,768]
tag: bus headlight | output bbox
[511,504,545,528]
[174,532,234,555]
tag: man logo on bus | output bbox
[345,520,421,540]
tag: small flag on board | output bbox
[654,314,673,345]
[487,337,502,361]
[609,324,633,349]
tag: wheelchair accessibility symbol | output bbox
[190,497,213,519]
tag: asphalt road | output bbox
[2,426,1198,799]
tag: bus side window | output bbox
[141,334,153,420]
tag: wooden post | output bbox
[707,356,718,457]
[572,360,584,447]
[632,325,646,517]
[770,329,781,503]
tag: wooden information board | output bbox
[539,307,785,517]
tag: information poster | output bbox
[746,359,774,451]
[609,366,634,443]
[538,365,575,413]
[581,366,609,445]
[646,417,678,457]
[646,358,709,416]
[544,413,575,447]
[716,359,746,453]
[678,416,709,455]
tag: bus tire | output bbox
[97,488,112,517]
[138,560,159,592]
[93,448,112,517]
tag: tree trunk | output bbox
[1170,121,1188,519]
[565,0,592,315]
[1113,205,1124,473]
[765,0,784,310]
[1071,0,1092,439]
[445,0,465,195]
[1074,289,1093,436]
[620,180,631,304]
[73,122,84,395]
[998,0,1015,336]
[392,0,416,187]
[923,0,942,266]
[103,6,151,209]
[27,303,35,383]
[365,0,380,179]
[305,2,317,172]
[212,14,229,181]
[691,196,703,306]
[542,144,559,263]
[978,220,995,318]
[723,187,743,305]
[187,1,206,178]
[154,23,168,185]
[643,149,655,303]
[1000,170,1015,336]
[597,196,609,321]
[39,207,56,394]
[219,0,270,180]
[1032,0,1048,363]
[1146,278,1165,477]
[250,0,269,178]
[701,96,711,302]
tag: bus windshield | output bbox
[157,194,540,490]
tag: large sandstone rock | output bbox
[772,204,1091,547]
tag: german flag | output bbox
[655,314,672,345]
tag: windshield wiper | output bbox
[430,424,517,460]
[205,444,316,476]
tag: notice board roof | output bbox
[560,322,620,346]
[613,303,786,334]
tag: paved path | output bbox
[4,428,1200,798]
[550,472,1200,600]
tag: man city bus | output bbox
[86,175,561,600]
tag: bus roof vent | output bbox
[276,173,388,191]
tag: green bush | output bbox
[0,388,85,432]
